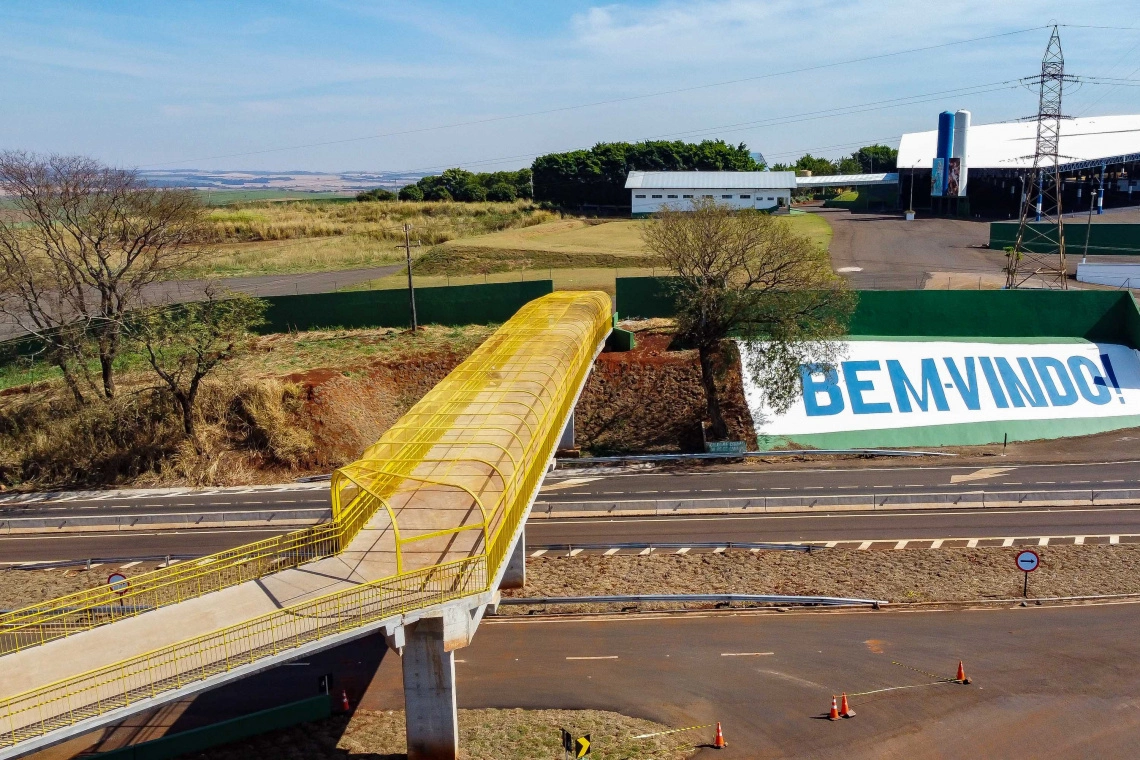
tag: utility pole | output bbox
[1005,25,1076,290]
[403,223,419,332]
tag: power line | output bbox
[140,26,1051,168]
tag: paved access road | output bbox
[106,603,1140,759]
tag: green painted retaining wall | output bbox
[259,280,554,333]
[93,695,331,760]
[0,281,558,365]
[990,221,1140,255]
[614,277,1140,348]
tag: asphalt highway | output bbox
[81,602,1140,759]
[5,460,1140,561]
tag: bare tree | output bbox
[0,152,209,403]
[135,291,267,441]
[642,198,855,440]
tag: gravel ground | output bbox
[0,562,164,610]
[500,545,1140,613]
[186,708,694,760]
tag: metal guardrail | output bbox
[558,449,956,465]
[499,593,886,608]
[0,291,612,751]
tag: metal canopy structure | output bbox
[0,291,612,758]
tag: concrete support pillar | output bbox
[499,530,525,590]
[558,411,575,450]
[402,618,458,760]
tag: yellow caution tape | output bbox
[631,723,714,740]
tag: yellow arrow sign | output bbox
[576,735,591,757]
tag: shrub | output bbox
[486,182,517,202]
[356,188,396,202]
[398,184,424,201]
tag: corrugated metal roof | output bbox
[625,171,797,189]
[897,114,1140,170]
[795,173,899,187]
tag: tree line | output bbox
[367,141,898,210]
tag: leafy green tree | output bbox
[532,139,760,208]
[135,291,267,441]
[356,188,396,201]
[486,182,517,202]
[642,199,854,440]
[398,184,424,201]
[794,153,837,176]
[851,144,898,173]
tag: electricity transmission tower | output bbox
[1005,25,1076,290]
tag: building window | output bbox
[634,194,646,198]
[702,194,713,198]
[722,194,733,199]
[651,194,663,198]
[766,197,774,201]
[667,194,678,198]
[682,194,693,198]
[739,194,751,199]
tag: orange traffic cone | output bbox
[828,696,840,721]
[956,661,971,684]
[340,688,351,712]
[713,722,726,749]
[839,692,856,718]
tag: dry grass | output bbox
[0,325,494,490]
[502,545,1140,612]
[186,200,557,277]
[187,708,694,760]
[0,563,164,610]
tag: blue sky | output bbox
[1,1,1137,172]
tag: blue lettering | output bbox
[888,359,949,413]
[1032,357,1077,406]
[995,357,1047,408]
[978,357,1009,409]
[841,360,892,415]
[943,357,981,410]
[800,364,845,416]
[1067,356,1111,405]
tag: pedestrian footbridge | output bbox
[0,291,611,760]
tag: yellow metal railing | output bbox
[0,291,612,750]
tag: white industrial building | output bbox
[625,170,899,216]
[626,171,796,217]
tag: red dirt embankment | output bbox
[285,330,749,467]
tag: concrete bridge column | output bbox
[499,530,525,590]
[402,618,458,760]
[558,411,575,450]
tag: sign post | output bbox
[1015,549,1040,597]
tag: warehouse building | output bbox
[897,113,1140,217]
[625,170,899,216]
[625,171,796,217]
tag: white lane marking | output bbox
[825,541,838,548]
[713,547,727,553]
[86,562,103,569]
[771,487,790,490]
[1035,481,1056,485]
[639,548,653,555]
[118,561,141,569]
[604,548,620,556]
[1105,479,1125,483]
[721,652,774,657]
[1111,535,1120,544]
[966,539,979,548]
[159,560,180,568]
[930,539,943,549]
[1038,537,1049,546]
[1075,536,1085,545]
[1002,538,1014,547]
[531,549,548,557]
[634,490,658,494]
[455,659,467,663]
[950,467,1014,484]
[675,547,690,554]
[539,477,603,493]
[567,656,618,660]
[569,548,583,556]
[858,541,873,550]
[894,540,908,550]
